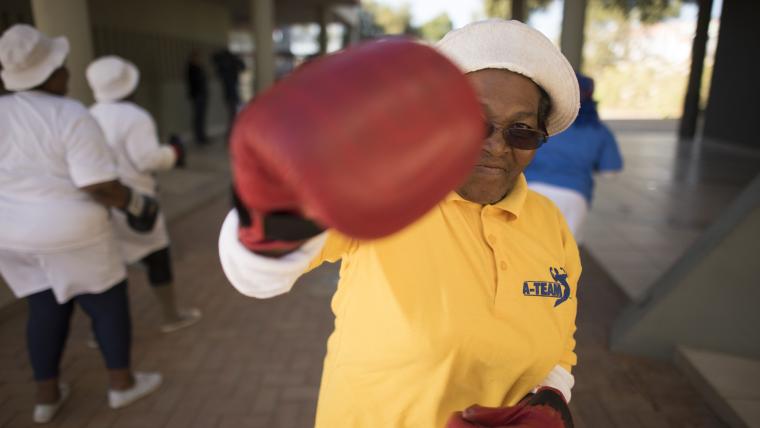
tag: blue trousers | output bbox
[26,281,131,381]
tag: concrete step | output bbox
[675,346,760,428]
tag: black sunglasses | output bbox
[484,121,547,150]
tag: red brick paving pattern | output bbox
[0,195,726,427]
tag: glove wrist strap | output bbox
[233,188,323,253]
[525,387,574,428]
[125,189,145,216]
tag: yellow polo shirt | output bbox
[308,174,580,427]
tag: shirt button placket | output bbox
[484,208,508,301]
[482,209,500,300]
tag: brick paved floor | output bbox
[0,193,726,427]
[569,247,726,428]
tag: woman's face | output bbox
[456,69,542,205]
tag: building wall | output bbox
[0,0,32,32]
[0,0,232,311]
[3,0,232,137]
[0,0,34,308]
[88,0,232,140]
[31,0,96,104]
[702,1,760,148]
[0,0,35,95]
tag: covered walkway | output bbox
[0,124,736,427]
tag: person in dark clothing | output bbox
[186,49,208,145]
[212,48,245,135]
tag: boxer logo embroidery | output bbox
[522,267,571,307]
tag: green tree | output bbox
[484,0,681,23]
[483,0,553,20]
[583,0,630,71]
[418,13,454,42]
[361,0,414,35]
[583,0,690,118]
[584,0,685,72]
[598,0,682,23]
[480,0,691,118]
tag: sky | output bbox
[369,0,561,41]
[371,0,724,42]
[378,0,484,28]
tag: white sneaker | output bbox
[159,308,202,333]
[108,372,162,409]
[33,383,70,423]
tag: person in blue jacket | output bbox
[525,72,623,243]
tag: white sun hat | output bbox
[0,24,69,91]
[86,55,140,102]
[436,19,579,136]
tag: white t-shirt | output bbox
[89,101,176,196]
[0,91,119,252]
[90,101,175,263]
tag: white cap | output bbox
[86,55,140,102]
[0,24,69,91]
[436,19,579,136]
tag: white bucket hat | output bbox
[86,55,140,102]
[436,19,579,136]
[0,24,69,91]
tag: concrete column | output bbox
[341,23,356,49]
[31,0,94,104]
[349,23,360,45]
[333,5,360,47]
[679,0,714,140]
[511,0,526,22]
[560,0,588,70]
[252,0,274,93]
[703,0,759,148]
[318,5,329,56]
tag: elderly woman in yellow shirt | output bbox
[219,19,580,428]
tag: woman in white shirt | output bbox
[0,25,161,423]
[87,56,201,333]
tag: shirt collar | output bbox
[445,174,528,219]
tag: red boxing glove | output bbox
[231,38,484,252]
[446,387,573,428]
[168,134,186,168]
[446,404,564,428]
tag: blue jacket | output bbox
[525,121,623,204]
